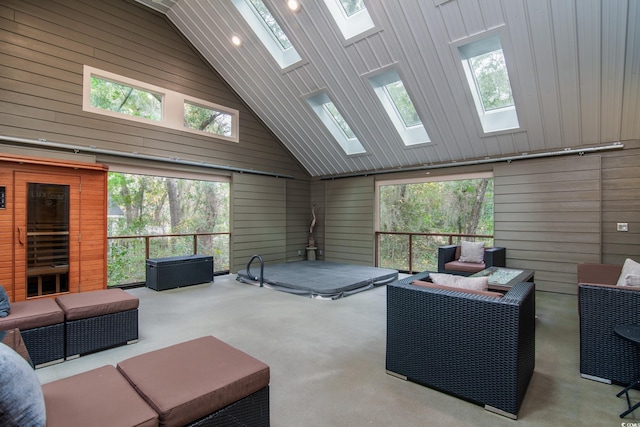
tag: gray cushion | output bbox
[0,342,46,426]
[617,258,640,287]
[0,286,10,317]
[429,273,489,291]
[458,241,485,263]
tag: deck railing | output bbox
[107,232,230,287]
[375,231,494,274]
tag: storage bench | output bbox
[55,289,139,359]
[117,336,270,426]
[0,298,64,367]
[146,255,213,291]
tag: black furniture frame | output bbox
[386,272,535,419]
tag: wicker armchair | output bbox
[386,274,535,419]
[578,263,640,385]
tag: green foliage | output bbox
[469,50,514,111]
[248,0,292,49]
[378,178,494,272]
[107,172,229,286]
[184,102,232,137]
[90,76,161,120]
[384,81,420,127]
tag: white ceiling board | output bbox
[131,0,639,178]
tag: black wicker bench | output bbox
[55,289,139,359]
[0,298,65,367]
[386,272,535,419]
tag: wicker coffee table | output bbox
[471,267,534,292]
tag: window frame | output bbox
[306,91,366,156]
[232,0,302,70]
[367,68,431,146]
[452,29,521,135]
[322,0,377,43]
[82,66,239,143]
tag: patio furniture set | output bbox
[0,288,271,426]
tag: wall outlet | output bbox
[297,250,302,256]
[617,223,629,232]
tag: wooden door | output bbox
[14,173,80,299]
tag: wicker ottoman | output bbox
[56,289,139,359]
[0,298,64,367]
[117,336,270,427]
[42,365,158,427]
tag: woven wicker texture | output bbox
[187,386,270,427]
[65,309,138,357]
[21,323,64,367]
[579,284,640,384]
[386,276,535,418]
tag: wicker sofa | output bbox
[578,263,640,385]
[437,244,506,276]
[386,273,535,419]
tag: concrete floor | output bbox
[37,274,639,426]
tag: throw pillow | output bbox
[616,258,640,287]
[0,343,46,426]
[429,273,489,291]
[458,241,485,263]
[624,274,640,287]
[0,286,10,317]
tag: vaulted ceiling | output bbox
[133,0,640,178]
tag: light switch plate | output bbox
[617,223,629,232]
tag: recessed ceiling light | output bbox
[231,35,242,46]
[287,0,301,12]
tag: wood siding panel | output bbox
[231,173,286,272]
[0,0,307,179]
[494,155,601,294]
[324,177,375,265]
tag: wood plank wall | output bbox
[231,173,286,272]
[494,156,602,294]
[0,0,307,180]
[324,177,375,265]
[285,179,310,262]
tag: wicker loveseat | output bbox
[386,273,535,419]
[578,263,640,385]
[437,244,506,276]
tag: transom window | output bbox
[369,69,430,146]
[83,66,239,142]
[233,0,302,69]
[458,35,519,134]
[307,92,366,155]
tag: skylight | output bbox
[323,0,375,41]
[307,92,366,155]
[458,35,519,134]
[233,0,302,69]
[369,69,430,146]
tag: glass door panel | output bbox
[26,183,70,297]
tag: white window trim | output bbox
[82,65,239,143]
[306,92,366,155]
[368,68,431,146]
[452,28,521,135]
[322,0,376,42]
[232,0,302,69]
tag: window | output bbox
[233,0,302,69]
[322,0,375,42]
[376,173,494,272]
[83,66,239,142]
[183,102,233,138]
[369,69,430,146]
[90,76,162,122]
[307,92,366,155]
[458,35,519,134]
